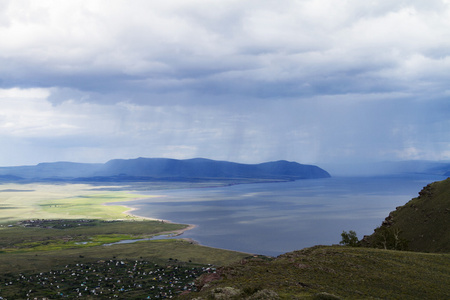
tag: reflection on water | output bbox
[117,175,445,256]
[103,234,178,246]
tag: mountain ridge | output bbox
[0,157,331,182]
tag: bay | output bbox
[118,175,445,256]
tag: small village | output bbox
[16,219,101,229]
[0,259,214,299]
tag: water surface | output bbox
[118,175,445,256]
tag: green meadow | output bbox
[0,183,152,222]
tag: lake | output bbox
[119,175,446,256]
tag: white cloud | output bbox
[0,87,49,99]
[1,1,450,166]
[1,0,449,97]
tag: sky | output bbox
[1,0,450,168]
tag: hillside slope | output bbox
[361,177,450,253]
[182,246,450,299]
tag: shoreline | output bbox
[120,202,246,252]
[119,201,198,237]
[114,194,251,254]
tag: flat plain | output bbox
[0,183,152,222]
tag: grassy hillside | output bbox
[361,177,450,252]
[183,245,450,299]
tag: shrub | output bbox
[339,230,359,247]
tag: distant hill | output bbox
[322,160,450,176]
[386,160,450,176]
[361,177,450,253]
[0,158,330,182]
[0,162,103,179]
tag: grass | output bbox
[0,238,249,275]
[0,219,188,252]
[0,240,249,299]
[185,245,450,299]
[0,222,248,299]
[39,193,147,220]
[0,183,153,222]
[0,259,208,299]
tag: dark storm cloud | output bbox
[1,0,450,166]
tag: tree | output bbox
[340,230,359,247]
[372,226,409,250]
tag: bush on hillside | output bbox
[340,230,359,247]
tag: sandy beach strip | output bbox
[118,201,197,236]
